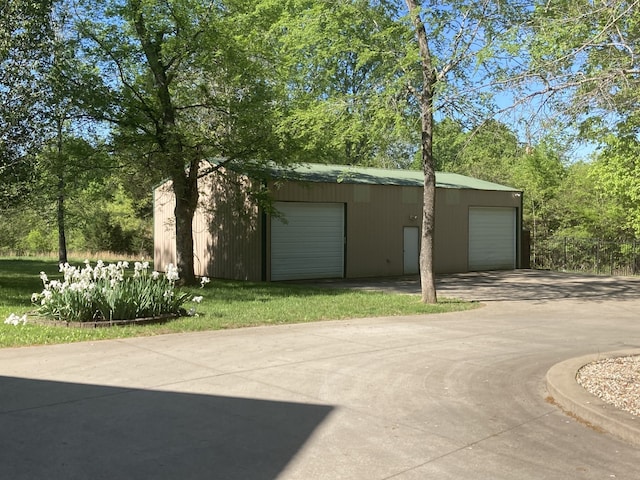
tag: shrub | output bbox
[31,260,206,323]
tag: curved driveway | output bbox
[1,271,640,479]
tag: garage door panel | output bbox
[271,202,345,281]
[469,207,516,271]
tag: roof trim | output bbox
[154,160,521,193]
[262,162,520,192]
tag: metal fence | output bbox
[532,237,640,276]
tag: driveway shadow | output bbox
[436,270,640,302]
[309,270,640,302]
[0,376,333,480]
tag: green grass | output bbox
[0,257,476,348]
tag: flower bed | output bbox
[9,260,209,325]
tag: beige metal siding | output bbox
[197,172,262,280]
[274,182,521,277]
[155,171,522,281]
[435,189,522,273]
[154,171,263,280]
[153,182,177,271]
[272,182,422,278]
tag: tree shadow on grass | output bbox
[208,279,362,303]
[0,259,59,308]
[0,376,333,480]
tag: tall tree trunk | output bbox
[132,2,199,284]
[55,117,67,264]
[170,158,199,285]
[420,133,437,303]
[57,176,67,264]
[406,0,437,303]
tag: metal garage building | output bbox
[154,162,523,281]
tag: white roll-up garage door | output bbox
[468,207,516,271]
[271,202,345,281]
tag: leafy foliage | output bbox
[0,0,54,206]
[522,0,640,139]
[272,0,417,167]
[70,0,291,283]
[589,133,640,238]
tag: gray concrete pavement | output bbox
[311,268,640,302]
[1,271,640,479]
[546,348,640,449]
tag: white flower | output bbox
[192,296,203,303]
[151,271,161,280]
[200,277,210,288]
[165,264,180,282]
[4,313,27,326]
[39,271,48,283]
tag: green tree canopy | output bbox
[73,0,288,282]
[272,0,418,167]
[589,133,640,238]
[0,0,54,206]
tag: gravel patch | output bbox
[577,356,640,417]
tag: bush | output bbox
[31,260,206,323]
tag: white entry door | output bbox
[403,227,420,274]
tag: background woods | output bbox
[0,0,638,291]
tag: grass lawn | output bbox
[0,257,476,348]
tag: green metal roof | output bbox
[264,162,520,192]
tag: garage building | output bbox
[154,162,523,281]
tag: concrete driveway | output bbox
[314,268,640,302]
[1,271,640,479]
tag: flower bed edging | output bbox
[27,313,181,329]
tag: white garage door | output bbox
[271,202,345,281]
[468,207,516,271]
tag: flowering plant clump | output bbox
[4,313,27,326]
[28,260,208,323]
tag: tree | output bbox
[588,133,640,238]
[521,1,640,141]
[509,139,566,240]
[273,0,417,167]
[30,2,112,263]
[0,0,54,206]
[403,0,530,303]
[35,135,107,261]
[517,1,640,242]
[426,118,522,185]
[75,0,285,283]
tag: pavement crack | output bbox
[382,409,558,479]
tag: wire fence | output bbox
[532,237,640,276]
